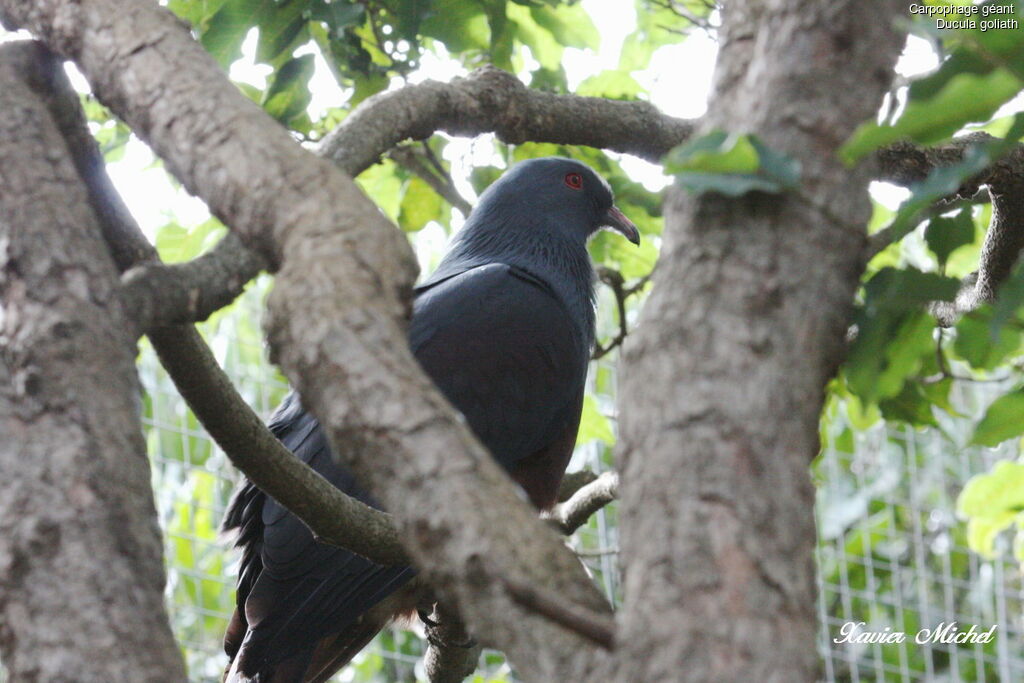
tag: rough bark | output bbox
[422,604,482,683]
[11,34,410,566]
[870,134,1024,325]
[121,232,266,334]
[0,41,186,683]
[0,2,612,679]
[319,64,694,172]
[612,3,906,681]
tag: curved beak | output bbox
[603,205,640,245]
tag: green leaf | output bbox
[469,165,502,196]
[863,266,960,313]
[575,70,644,99]
[398,176,446,232]
[971,393,1024,446]
[665,132,800,197]
[356,160,403,222]
[256,0,311,66]
[201,0,273,68]
[842,68,1023,163]
[262,54,315,123]
[310,0,364,31]
[509,4,563,70]
[154,218,227,263]
[852,311,935,401]
[483,0,514,69]
[878,382,938,427]
[421,0,489,53]
[530,3,598,51]
[665,131,759,175]
[924,208,976,267]
[959,460,1024,517]
[966,513,1018,558]
[954,309,1021,370]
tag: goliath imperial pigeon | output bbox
[222,157,639,682]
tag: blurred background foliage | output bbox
[48,0,1024,680]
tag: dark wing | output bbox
[222,263,587,681]
[222,393,414,681]
[411,262,588,506]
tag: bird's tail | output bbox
[223,644,316,683]
[303,617,390,683]
[222,616,391,683]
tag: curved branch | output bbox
[114,66,689,329]
[547,471,619,535]
[319,64,695,174]
[422,603,482,683]
[149,325,408,565]
[592,267,653,360]
[389,144,473,216]
[877,135,1024,325]
[121,232,267,334]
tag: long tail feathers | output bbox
[222,618,388,683]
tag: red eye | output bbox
[564,172,583,190]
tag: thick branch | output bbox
[612,1,907,680]
[422,603,482,683]
[3,3,612,676]
[389,144,473,216]
[547,471,619,535]
[319,64,694,173]
[17,36,406,564]
[876,135,1024,325]
[113,59,689,330]
[0,41,186,682]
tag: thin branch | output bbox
[546,471,620,535]
[121,232,266,335]
[149,326,408,565]
[592,267,653,360]
[389,144,473,216]
[501,573,616,650]
[575,546,620,558]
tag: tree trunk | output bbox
[613,2,906,680]
[0,42,186,682]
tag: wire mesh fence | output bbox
[816,381,1024,682]
[0,281,1012,682]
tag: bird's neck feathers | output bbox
[436,208,597,342]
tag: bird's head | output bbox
[474,157,640,246]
